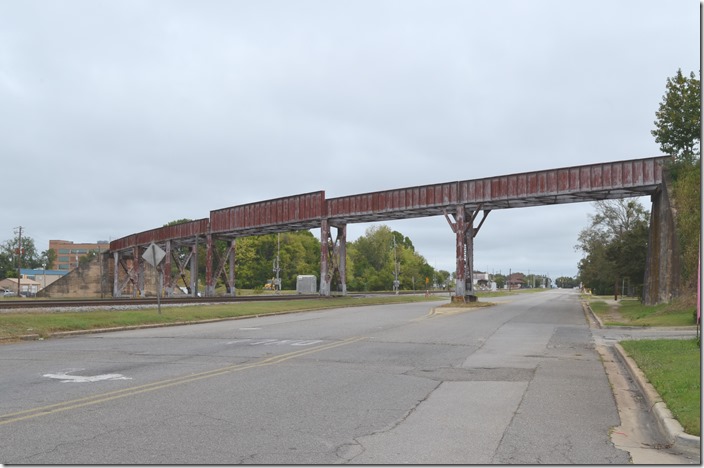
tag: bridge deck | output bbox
[326,157,664,224]
[109,156,668,252]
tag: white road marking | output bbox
[43,369,132,383]
[225,339,324,347]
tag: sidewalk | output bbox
[584,302,700,459]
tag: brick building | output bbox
[49,240,110,271]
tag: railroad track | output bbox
[0,294,323,310]
[0,290,447,311]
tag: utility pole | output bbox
[14,226,22,296]
[273,233,281,293]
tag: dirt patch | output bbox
[602,302,627,324]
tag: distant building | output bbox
[49,240,109,271]
[20,268,68,290]
[506,272,527,289]
[0,276,43,297]
[472,271,489,287]
[472,271,497,291]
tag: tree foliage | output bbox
[576,199,650,296]
[651,69,701,291]
[218,231,320,290]
[347,225,435,291]
[651,69,701,171]
[0,234,52,278]
[555,276,578,288]
[671,163,701,288]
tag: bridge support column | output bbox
[320,220,347,296]
[228,239,236,297]
[320,219,330,296]
[643,182,680,304]
[113,251,120,297]
[190,240,199,297]
[164,240,173,297]
[205,233,215,297]
[337,224,347,296]
[134,246,144,297]
[445,206,490,302]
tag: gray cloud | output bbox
[0,0,698,279]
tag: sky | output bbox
[0,0,700,280]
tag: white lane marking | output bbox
[226,339,323,347]
[43,369,132,383]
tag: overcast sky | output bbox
[1,0,699,279]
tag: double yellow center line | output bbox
[0,336,366,426]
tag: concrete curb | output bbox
[582,301,604,328]
[613,342,700,454]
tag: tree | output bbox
[651,69,701,170]
[1,234,43,276]
[0,251,13,279]
[651,69,701,292]
[347,225,437,292]
[555,276,578,288]
[41,248,57,270]
[435,270,451,289]
[227,232,320,290]
[671,164,701,288]
[576,199,650,295]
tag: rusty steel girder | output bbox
[106,156,669,299]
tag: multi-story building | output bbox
[49,240,110,271]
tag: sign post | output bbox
[142,243,166,314]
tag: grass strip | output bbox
[0,295,442,341]
[620,338,701,436]
[587,297,696,327]
[613,299,695,326]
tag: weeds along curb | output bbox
[582,301,603,328]
[613,343,700,454]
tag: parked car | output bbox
[3,290,17,297]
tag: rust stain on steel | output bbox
[110,218,209,252]
[326,182,459,220]
[110,157,668,253]
[209,191,324,234]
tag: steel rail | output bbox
[0,290,448,311]
[0,294,323,310]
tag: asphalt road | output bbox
[0,289,633,464]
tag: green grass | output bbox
[475,288,548,298]
[588,300,609,316]
[587,297,696,327]
[0,294,444,341]
[615,299,695,326]
[620,339,701,436]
